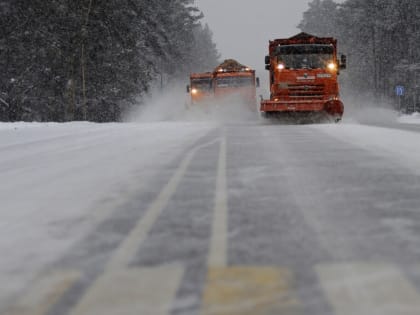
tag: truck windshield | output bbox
[216,76,254,88]
[276,44,334,69]
[191,78,212,91]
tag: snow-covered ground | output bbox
[313,123,420,175]
[398,112,420,125]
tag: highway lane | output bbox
[2,121,420,315]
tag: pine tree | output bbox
[0,0,219,122]
[300,0,420,109]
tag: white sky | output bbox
[194,0,315,74]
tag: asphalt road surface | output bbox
[2,120,420,315]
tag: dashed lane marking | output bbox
[3,271,80,315]
[201,266,302,315]
[316,263,420,315]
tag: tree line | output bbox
[0,0,219,122]
[299,0,420,111]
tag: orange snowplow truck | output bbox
[187,72,213,105]
[261,32,346,121]
[213,59,260,110]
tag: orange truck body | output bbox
[213,60,258,111]
[261,32,346,121]
[187,60,259,110]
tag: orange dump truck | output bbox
[187,72,213,105]
[213,59,259,110]
[261,32,346,121]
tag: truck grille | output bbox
[288,84,325,99]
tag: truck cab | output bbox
[261,33,346,122]
[213,60,259,111]
[187,72,214,105]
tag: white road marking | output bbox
[208,136,228,268]
[316,263,420,315]
[105,149,196,271]
[105,137,221,271]
[69,137,222,315]
[3,271,80,315]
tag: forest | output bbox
[0,0,219,122]
[2,0,419,122]
[299,0,420,112]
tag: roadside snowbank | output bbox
[397,112,420,125]
[313,123,420,175]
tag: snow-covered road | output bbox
[0,121,215,307]
[1,117,420,315]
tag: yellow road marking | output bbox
[208,136,228,268]
[201,267,302,315]
[316,263,420,315]
[4,271,80,315]
[70,266,184,315]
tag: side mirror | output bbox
[340,54,347,70]
[256,77,260,88]
[186,85,190,93]
[265,65,270,71]
[265,55,270,65]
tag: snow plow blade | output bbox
[260,99,344,122]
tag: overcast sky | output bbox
[194,0,315,74]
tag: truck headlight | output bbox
[191,88,198,94]
[277,63,285,70]
[327,62,337,71]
